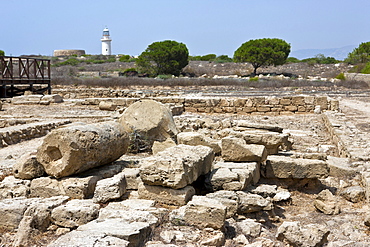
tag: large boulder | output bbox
[36,121,129,178]
[140,144,214,189]
[262,155,329,179]
[119,100,178,147]
[221,137,267,162]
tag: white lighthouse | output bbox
[101,27,112,55]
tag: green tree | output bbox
[0,50,4,56]
[233,38,291,74]
[136,40,189,76]
[345,42,370,64]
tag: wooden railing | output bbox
[0,56,51,97]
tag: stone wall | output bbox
[345,73,370,85]
[79,95,338,115]
[53,50,86,57]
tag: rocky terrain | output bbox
[0,85,370,247]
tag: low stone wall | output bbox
[345,73,370,84]
[0,120,71,147]
[81,95,339,115]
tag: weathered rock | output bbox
[48,231,130,247]
[152,138,177,154]
[0,197,36,230]
[273,189,291,202]
[236,192,273,213]
[119,99,178,145]
[140,144,214,189]
[37,121,129,178]
[51,199,100,228]
[276,221,330,247]
[13,152,45,179]
[221,137,267,162]
[314,189,340,215]
[76,219,152,247]
[121,168,141,190]
[236,219,262,238]
[60,176,99,199]
[183,196,227,229]
[340,186,365,203]
[13,196,69,246]
[250,184,277,198]
[205,162,260,191]
[364,214,370,227]
[200,231,225,246]
[99,100,117,111]
[177,132,221,154]
[262,155,329,179]
[206,191,239,218]
[30,177,63,198]
[138,182,195,206]
[98,199,166,226]
[234,120,283,133]
[327,156,358,177]
[93,173,127,203]
[42,94,63,103]
[0,176,30,199]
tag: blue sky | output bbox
[2,0,369,57]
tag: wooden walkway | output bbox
[0,56,51,97]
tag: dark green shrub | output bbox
[286,57,300,63]
[0,50,4,56]
[361,62,370,74]
[345,42,370,64]
[249,77,259,81]
[335,72,346,80]
[119,55,131,62]
[214,55,233,63]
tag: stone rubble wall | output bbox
[345,73,370,85]
[0,120,71,148]
[77,95,338,115]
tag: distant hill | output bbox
[290,45,356,61]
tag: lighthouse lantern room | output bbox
[101,27,112,55]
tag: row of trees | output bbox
[136,38,291,76]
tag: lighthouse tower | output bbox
[101,27,112,55]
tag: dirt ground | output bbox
[1,94,370,245]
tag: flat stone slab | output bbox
[262,155,329,179]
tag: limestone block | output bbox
[42,94,63,103]
[0,197,36,230]
[250,184,277,198]
[262,156,329,179]
[99,101,117,111]
[183,196,227,229]
[361,172,370,203]
[76,219,151,247]
[234,120,283,133]
[13,152,45,179]
[60,176,99,199]
[51,199,100,228]
[119,99,178,145]
[93,173,127,203]
[205,162,260,191]
[37,121,129,178]
[30,177,63,198]
[138,182,195,206]
[48,231,130,247]
[326,156,358,177]
[206,191,239,218]
[120,168,141,190]
[315,96,328,110]
[314,189,340,215]
[236,219,262,237]
[276,221,330,247]
[240,130,290,154]
[221,137,267,162]
[98,199,164,226]
[340,186,365,203]
[152,138,177,155]
[177,132,221,154]
[0,176,30,199]
[140,144,214,189]
[236,192,273,213]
